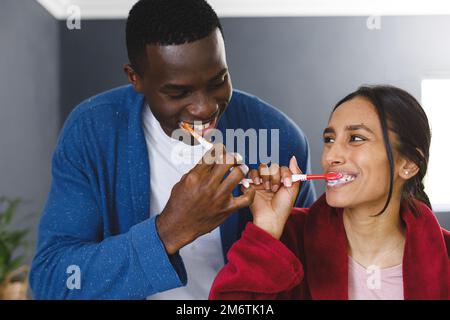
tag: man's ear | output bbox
[398,158,420,181]
[123,64,143,92]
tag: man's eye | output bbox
[168,91,189,99]
[209,75,228,89]
[323,136,334,143]
[350,135,365,142]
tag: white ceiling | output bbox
[37,0,450,20]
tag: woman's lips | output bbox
[326,172,358,189]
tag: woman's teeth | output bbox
[327,174,356,187]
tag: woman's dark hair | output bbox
[333,85,432,216]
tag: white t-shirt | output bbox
[142,104,224,300]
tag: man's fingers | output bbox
[196,144,242,178]
[194,143,224,171]
[228,186,256,212]
[211,151,244,182]
[217,163,249,194]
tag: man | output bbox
[30,0,315,299]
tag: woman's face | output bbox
[321,97,402,211]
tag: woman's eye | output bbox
[323,136,334,143]
[350,135,365,142]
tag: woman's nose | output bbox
[325,142,346,166]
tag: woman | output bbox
[209,85,450,300]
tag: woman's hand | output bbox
[245,156,302,239]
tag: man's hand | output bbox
[156,144,255,255]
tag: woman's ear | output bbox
[123,64,144,92]
[398,158,420,180]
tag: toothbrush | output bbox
[180,121,247,184]
[239,172,343,187]
[180,122,214,150]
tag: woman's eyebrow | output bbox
[345,124,375,134]
[322,124,375,135]
[323,127,334,135]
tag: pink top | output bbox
[348,256,404,300]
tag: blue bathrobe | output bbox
[29,85,316,299]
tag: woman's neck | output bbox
[343,198,406,269]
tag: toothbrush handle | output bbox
[239,174,309,186]
[291,174,308,182]
[302,174,328,181]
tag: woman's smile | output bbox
[326,172,358,188]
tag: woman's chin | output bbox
[325,192,351,208]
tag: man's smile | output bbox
[179,111,220,135]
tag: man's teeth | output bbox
[192,122,212,131]
[327,174,356,186]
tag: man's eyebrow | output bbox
[345,124,375,134]
[160,68,228,91]
[208,68,228,82]
[160,83,193,91]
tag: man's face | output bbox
[126,28,232,139]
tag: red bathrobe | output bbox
[209,195,450,300]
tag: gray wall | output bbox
[59,16,450,227]
[60,20,127,123]
[0,0,59,262]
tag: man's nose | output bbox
[186,93,218,120]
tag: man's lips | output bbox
[180,116,219,135]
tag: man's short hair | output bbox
[126,0,223,75]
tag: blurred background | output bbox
[1,0,450,297]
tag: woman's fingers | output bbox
[289,156,302,175]
[280,166,292,187]
[269,163,281,192]
[259,163,271,191]
[257,161,301,191]
[258,163,282,192]
[248,168,261,186]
